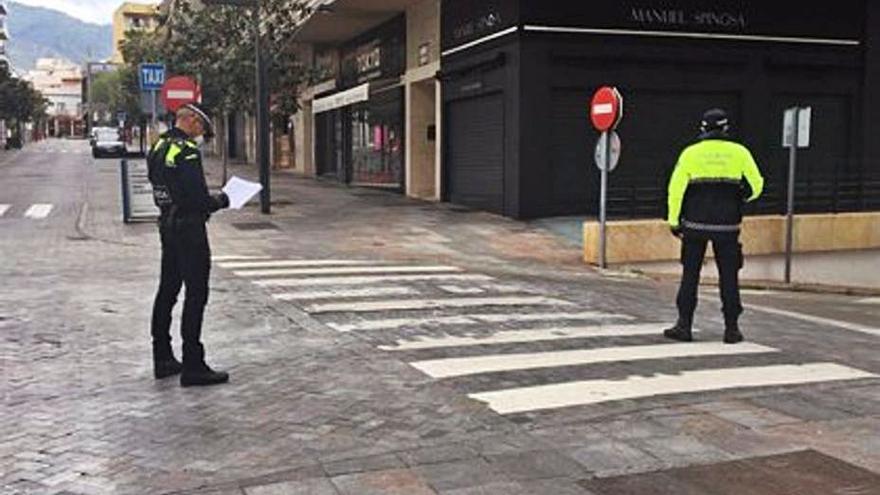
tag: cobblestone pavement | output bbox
[2,140,880,494]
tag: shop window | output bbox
[350,99,403,188]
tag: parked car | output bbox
[91,128,126,158]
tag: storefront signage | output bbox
[442,0,519,50]
[356,43,382,77]
[630,8,747,30]
[340,16,405,88]
[312,83,369,114]
[442,0,864,49]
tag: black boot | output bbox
[180,360,229,387]
[153,344,182,379]
[723,319,744,344]
[663,319,693,342]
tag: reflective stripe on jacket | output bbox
[667,138,764,233]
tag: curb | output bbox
[614,267,880,297]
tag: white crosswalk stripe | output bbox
[235,265,463,277]
[272,287,417,301]
[411,342,778,378]
[255,273,494,288]
[328,311,633,333]
[857,297,880,305]
[0,204,10,217]
[24,204,53,219]
[378,323,688,351]
[213,255,273,262]
[469,363,876,414]
[306,296,574,314]
[219,259,375,269]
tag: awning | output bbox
[311,77,402,114]
[297,0,421,44]
[312,83,369,114]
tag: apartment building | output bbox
[112,2,160,63]
[26,58,85,137]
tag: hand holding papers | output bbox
[222,176,262,210]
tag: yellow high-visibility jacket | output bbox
[667,138,764,234]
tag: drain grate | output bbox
[580,450,880,494]
[231,222,279,231]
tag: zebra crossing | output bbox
[216,255,878,416]
[0,203,54,219]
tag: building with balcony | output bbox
[25,58,85,137]
[112,2,160,63]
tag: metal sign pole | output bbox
[599,131,609,269]
[254,0,271,214]
[784,108,800,284]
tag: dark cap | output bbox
[179,102,214,139]
[700,108,730,135]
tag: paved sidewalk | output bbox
[2,146,880,495]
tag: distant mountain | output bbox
[5,1,113,71]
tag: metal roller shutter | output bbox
[447,94,504,214]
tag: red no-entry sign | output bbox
[590,86,623,132]
[161,76,201,113]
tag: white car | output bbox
[92,128,126,158]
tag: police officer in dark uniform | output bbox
[664,109,764,344]
[148,103,230,386]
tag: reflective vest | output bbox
[667,139,764,233]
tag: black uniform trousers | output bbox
[676,232,744,325]
[150,216,211,366]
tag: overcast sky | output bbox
[14,0,131,25]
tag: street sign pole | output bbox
[590,86,623,269]
[599,131,610,269]
[151,90,158,129]
[784,110,800,285]
[254,0,271,214]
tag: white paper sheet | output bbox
[222,176,263,210]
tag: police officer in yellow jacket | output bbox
[148,103,230,386]
[664,109,764,344]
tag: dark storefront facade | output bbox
[441,0,880,219]
[313,15,407,190]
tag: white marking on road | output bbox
[475,312,634,323]
[857,297,880,305]
[328,310,633,333]
[24,204,53,219]
[0,204,10,217]
[213,255,273,261]
[272,287,417,301]
[439,285,485,295]
[254,274,494,288]
[219,259,375,269]
[235,265,463,277]
[378,323,684,351]
[748,304,880,338]
[412,342,777,378]
[469,363,877,414]
[306,296,574,314]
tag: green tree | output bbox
[0,65,48,136]
[119,0,319,119]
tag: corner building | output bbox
[441,0,880,219]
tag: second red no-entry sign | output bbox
[590,86,623,132]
